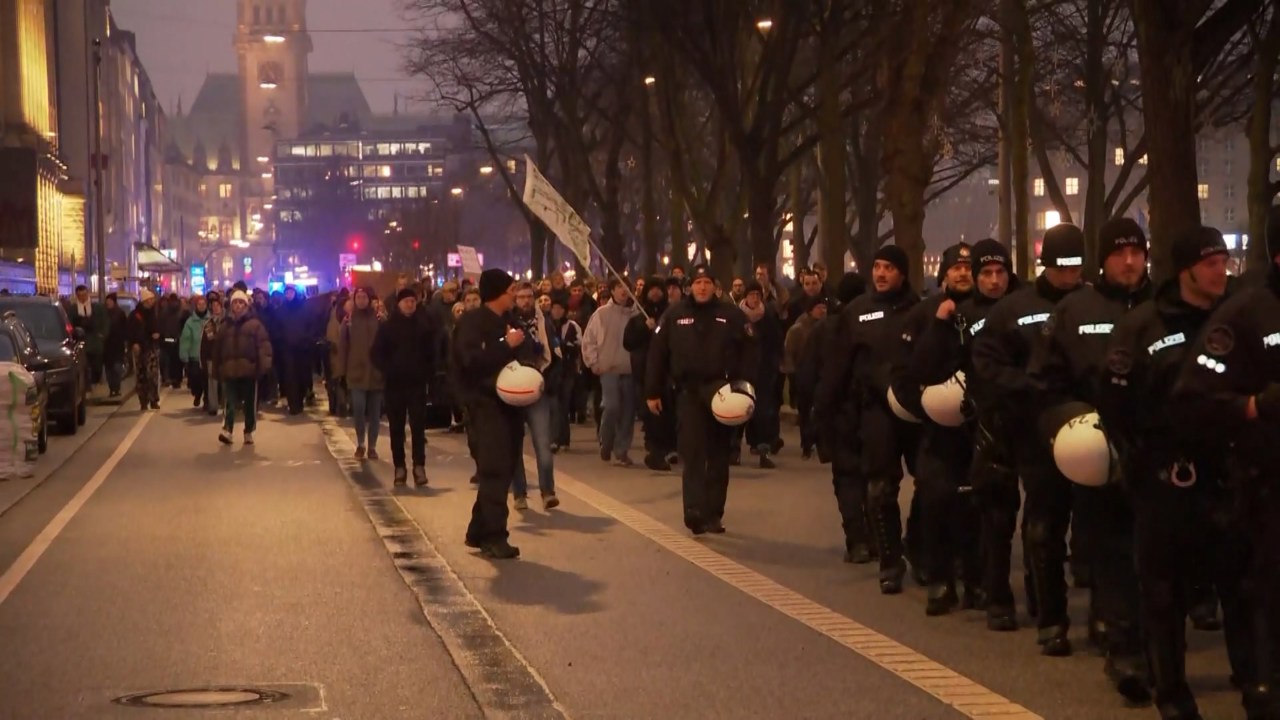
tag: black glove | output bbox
[1256,383,1280,422]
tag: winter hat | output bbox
[970,238,1011,271]
[645,276,666,293]
[689,264,714,282]
[743,280,764,298]
[1039,223,1086,268]
[395,288,418,304]
[873,245,910,277]
[1097,217,1147,259]
[229,290,249,305]
[806,295,829,314]
[1171,226,1229,274]
[836,272,866,304]
[937,242,972,284]
[479,268,515,302]
[139,288,156,302]
[665,276,684,289]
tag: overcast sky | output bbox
[110,0,429,115]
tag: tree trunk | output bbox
[790,163,809,271]
[997,29,1014,248]
[817,15,849,278]
[1131,0,1204,281]
[1005,0,1034,279]
[640,97,660,277]
[852,112,883,274]
[669,190,688,271]
[600,126,627,275]
[1081,0,1108,275]
[1246,4,1279,272]
[746,165,778,273]
[880,93,931,290]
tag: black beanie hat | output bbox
[836,272,866,304]
[1097,217,1148,259]
[1171,226,1229,274]
[1267,204,1280,260]
[873,245,910,277]
[395,288,418,304]
[970,238,1011,271]
[743,280,764,298]
[937,242,972,284]
[478,268,515,302]
[1040,223,1086,269]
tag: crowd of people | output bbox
[64,206,1280,720]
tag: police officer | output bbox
[455,269,525,560]
[818,245,920,594]
[645,264,758,535]
[799,272,869,562]
[1101,226,1249,719]
[1174,205,1280,719]
[1030,217,1153,695]
[971,223,1086,656]
[894,242,979,615]
[915,239,1021,631]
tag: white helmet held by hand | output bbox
[711,381,756,426]
[887,386,922,423]
[921,371,967,427]
[1052,410,1112,487]
[496,361,544,407]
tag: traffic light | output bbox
[351,239,361,251]
[411,239,421,250]
[346,232,364,252]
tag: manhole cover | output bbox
[114,687,290,708]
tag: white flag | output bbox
[522,156,592,267]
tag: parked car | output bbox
[0,296,88,434]
[0,313,49,454]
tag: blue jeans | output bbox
[599,372,635,457]
[350,389,384,449]
[512,392,555,497]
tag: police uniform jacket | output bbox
[451,305,520,405]
[644,297,758,400]
[892,290,972,420]
[816,284,919,415]
[1031,276,1153,410]
[1173,266,1280,464]
[971,273,1081,421]
[1099,279,1219,475]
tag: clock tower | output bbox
[234,0,311,240]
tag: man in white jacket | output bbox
[582,278,639,466]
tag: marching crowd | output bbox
[81,206,1280,720]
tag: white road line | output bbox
[0,407,154,608]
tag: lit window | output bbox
[380,165,392,178]
[1197,184,1209,200]
[1114,148,1124,166]
[198,183,207,196]
[1065,177,1080,196]
[219,183,233,199]
[1045,210,1061,229]
[1225,207,1236,223]
[506,159,518,174]
[1138,154,1148,165]
[1033,178,1045,197]
[1275,157,1280,173]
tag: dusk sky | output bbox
[110,0,431,115]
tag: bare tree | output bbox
[1245,0,1280,270]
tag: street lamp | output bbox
[643,76,656,86]
[450,187,464,197]
[264,34,285,43]
[756,18,774,32]
[479,165,494,176]
[256,155,269,163]
[259,81,278,89]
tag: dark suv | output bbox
[0,313,49,453]
[0,296,88,434]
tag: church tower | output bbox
[234,0,311,237]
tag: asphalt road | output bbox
[0,391,1249,719]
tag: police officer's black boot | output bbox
[987,606,1019,632]
[926,581,959,616]
[1149,636,1200,719]
[1028,547,1071,656]
[1024,573,1039,619]
[1105,653,1153,705]
[843,543,872,564]
[868,480,905,594]
[1188,584,1222,631]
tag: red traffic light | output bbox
[351,240,361,251]
[411,239,421,250]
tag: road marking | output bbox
[549,471,1043,720]
[0,406,155,608]
[315,415,568,720]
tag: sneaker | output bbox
[665,452,679,465]
[613,453,634,468]
[354,446,366,460]
[412,466,428,487]
[759,454,776,469]
[393,467,408,486]
[367,448,379,460]
[705,518,726,534]
[542,493,560,510]
[513,496,529,510]
[643,453,671,471]
[550,443,560,454]
[243,432,254,445]
[480,540,520,559]
[150,401,160,410]
[218,430,233,445]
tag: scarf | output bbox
[739,298,766,324]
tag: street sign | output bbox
[338,252,357,273]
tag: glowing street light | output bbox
[450,187,464,197]
[756,18,774,32]
[259,81,278,90]
[257,155,270,163]
[479,165,494,175]
[261,172,272,179]
[263,34,285,43]
[643,75,656,86]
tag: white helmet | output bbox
[711,381,756,426]
[921,371,967,427]
[1052,411,1111,487]
[496,362,544,407]
[887,386,922,423]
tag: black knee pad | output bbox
[1024,519,1053,548]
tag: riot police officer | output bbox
[1031,217,1153,697]
[1101,226,1250,719]
[894,242,979,615]
[818,245,920,594]
[971,223,1086,656]
[646,264,758,535]
[1174,206,1280,719]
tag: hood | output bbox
[35,342,73,367]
